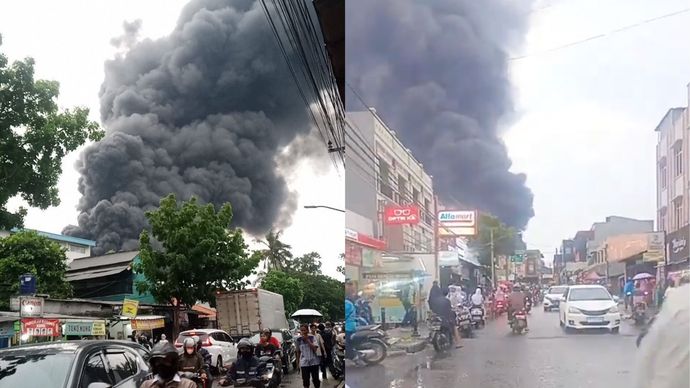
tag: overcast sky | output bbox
[0,0,344,278]
[506,0,690,262]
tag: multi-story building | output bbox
[655,83,690,276]
[346,109,435,253]
[0,228,95,262]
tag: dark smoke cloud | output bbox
[346,0,535,229]
[64,0,312,254]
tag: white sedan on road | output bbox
[559,285,621,333]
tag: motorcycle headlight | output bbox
[376,330,385,337]
[568,307,581,314]
[608,306,619,313]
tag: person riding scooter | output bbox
[507,285,529,332]
[255,329,283,377]
[141,341,197,388]
[194,336,213,384]
[219,338,267,387]
[179,337,208,385]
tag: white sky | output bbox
[505,0,690,263]
[0,0,344,278]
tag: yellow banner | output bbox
[91,321,106,336]
[131,318,165,330]
[122,299,139,318]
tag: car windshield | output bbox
[0,351,75,387]
[569,288,612,301]
[548,287,567,294]
[177,332,209,344]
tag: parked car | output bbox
[559,284,621,333]
[175,329,237,373]
[0,340,151,388]
[249,329,297,374]
[543,285,569,311]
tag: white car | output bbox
[559,285,621,333]
[543,285,569,311]
[175,329,237,372]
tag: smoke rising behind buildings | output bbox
[64,0,313,254]
[346,0,535,229]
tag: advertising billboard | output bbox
[21,318,60,337]
[437,210,477,237]
[384,205,420,225]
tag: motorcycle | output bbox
[510,309,528,335]
[258,356,281,388]
[633,300,648,326]
[329,333,345,380]
[469,303,485,329]
[525,298,532,314]
[180,372,208,388]
[350,324,388,365]
[428,313,453,354]
[455,304,472,337]
[494,300,506,315]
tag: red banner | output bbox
[345,240,363,266]
[384,205,420,225]
[22,318,61,337]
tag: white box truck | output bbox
[216,288,288,338]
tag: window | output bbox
[70,244,87,254]
[80,353,112,388]
[674,145,683,177]
[105,351,137,383]
[378,159,393,199]
[660,162,667,188]
[659,211,667,231]
[674,200,684,229]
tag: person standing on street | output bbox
[296,324,321,388]
[319,323,335,379]
[624,277,635,312]
[633,282,689,388]
[310,323,328,380]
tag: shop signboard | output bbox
[122,299,139,318]
[437,210,477,237]
[0,322,15,338]
[63,320,107,336]
[667,225,689,263]
[131,318,165,330]
[22,318,60,337]
[384,205,420,225]
[19,296,44,317]
[644,232,665,262]
[438,251,459,267]
[345,240,362,266]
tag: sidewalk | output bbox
[385,326,428,355]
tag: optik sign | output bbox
[384,205,420,225]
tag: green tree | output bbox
[0,36,103,229]
[290,251,322,274]
[260,270,304,316]
[135,194,259,337]
[0,231,72,309]
[337,253,345,276]
[255,230,293,271]
[468,214,520,269]
[294,272,345,321]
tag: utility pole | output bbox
[490,228,496,289]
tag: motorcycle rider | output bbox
[219,338,266,387]
[141,341,197,388]
[256,329,283,372]
[429,284,462,347]
[179,337,208,382]
[345,279,366,366]
[507,284,529,332]
[194,336,213,382]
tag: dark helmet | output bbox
[237,337,254,352]
[513,285,522,292]
[150,341,179,362]
[183,337,196,351]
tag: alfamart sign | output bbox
[437,210,477,237]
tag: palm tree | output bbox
[255,230,293,272]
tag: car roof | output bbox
[180,329,225,334]
[0,340,147,356]
[568,284,606,289]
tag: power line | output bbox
[510,6,690,61]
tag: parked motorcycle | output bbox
[469,303,485,329]
[329,333,345,380]
[510,309,528,335]
[428,314,453,354]
[351,324,388,365]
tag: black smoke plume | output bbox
[346,0,535,229]
[64,0,312,254]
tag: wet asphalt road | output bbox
[211,368,343,388]
[346,306,641,388]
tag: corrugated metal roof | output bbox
[65,265,131,281]
[10,228,96,247]
[68,251,139,272]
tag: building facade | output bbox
[1,228,95,262]
[655,83,690,276]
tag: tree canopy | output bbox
[260,270,304,316]
[255,230,293,271]
[0,230,72,309]
[0,35,103,229]
[135,194,259,336]
[467,213,520,268]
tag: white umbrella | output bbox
[291,309,323,318]
[633,273,654,280]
